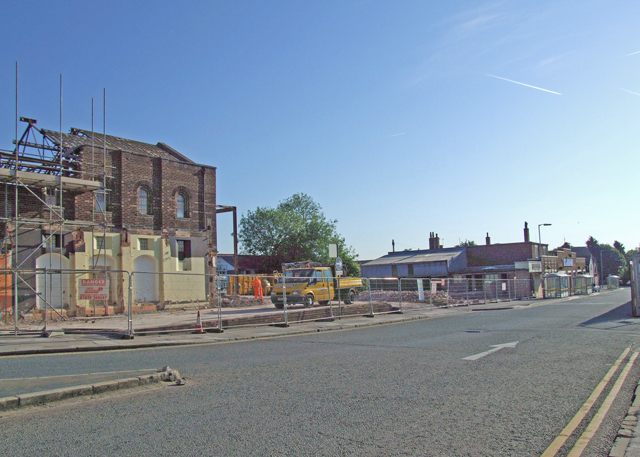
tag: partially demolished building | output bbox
[0,118,217,317]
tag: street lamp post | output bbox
[538,223,552,261]
[536,223,552,300]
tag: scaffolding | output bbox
[1,111,113,335]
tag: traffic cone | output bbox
[194,310,204,333]
[104,302,110,316]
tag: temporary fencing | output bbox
[0,269,534,338]
[389,277,532,309]
[631,254,640,317]
[0,268,134,336]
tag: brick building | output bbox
[0,120,216,315]
[361,223,553,297]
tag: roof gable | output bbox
[42,128,194,163]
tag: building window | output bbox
[138,187,150,214]
[45,189,59,207]
[95,191,106,212]
[42,233,61,248]
[408,264,414,277]
[95,236,105,250]
[139,238,149,250]
[177,239,191,261]
[392,265,398,277]
[176,193,188,218]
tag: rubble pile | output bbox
[212,294,267,308]
[356,290,451,306]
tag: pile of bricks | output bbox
[212,295,266,308]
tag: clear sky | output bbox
[2,1,639,260]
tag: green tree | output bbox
[238,193,360,275]
[554,241,572,251]
[586,236,626,284]
[455,240,476,247]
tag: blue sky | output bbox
[1,1,639,259]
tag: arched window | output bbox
[176,193,188,218]
[138,187,150,214]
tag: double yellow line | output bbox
[542,347,638,457]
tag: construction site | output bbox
[0,76,221,336]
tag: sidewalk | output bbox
[0,300,483,356]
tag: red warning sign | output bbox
[78,278,109,300]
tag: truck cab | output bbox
[270,262,361,309]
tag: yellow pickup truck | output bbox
[271,261,363,309]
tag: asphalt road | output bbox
[1,289,639,456]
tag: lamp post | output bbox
[538,223,552,260]
[538,223,552,278]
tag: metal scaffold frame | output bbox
[1,65,112,335]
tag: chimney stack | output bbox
[486,232,491,245]
[434,233,440,250]
[524,221,530,242]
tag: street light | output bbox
[538,223,552,260]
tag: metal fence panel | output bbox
[1,268,536,337]
[0,268,133,336]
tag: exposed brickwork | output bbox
[467,243,541,267]
[0,130,217,258]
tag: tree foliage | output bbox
[554,241,572,251]
[238,193,359,275]
[455,240,476,247]
[586,236,626,283]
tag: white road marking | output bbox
[463,341,519,361]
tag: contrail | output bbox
[621,88,640,97]
[486,74,561,95]
[621,50,640,58]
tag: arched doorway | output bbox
[35,254,71,310]
[133,255,159,303]
[88,254,119,309]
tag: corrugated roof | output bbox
[41,128,194,163]
[362,248,464,267]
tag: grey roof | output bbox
[362,248,465,267]
[41,128,194,163]
[572,246,593,260]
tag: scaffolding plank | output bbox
[0,169,101,191]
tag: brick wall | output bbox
[467,243,539,267]
[0,139,217,267]
[75,146,217,241]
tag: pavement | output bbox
[0,299,514,356]
[1,293,640,456]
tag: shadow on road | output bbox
[579,301,640,330]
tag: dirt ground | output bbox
[0,296,297,333]
[0,291,446,334]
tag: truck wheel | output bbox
[273,301,284,310]
[304,294,314,307]
[345,289,356,304]
[318,300,329,305]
